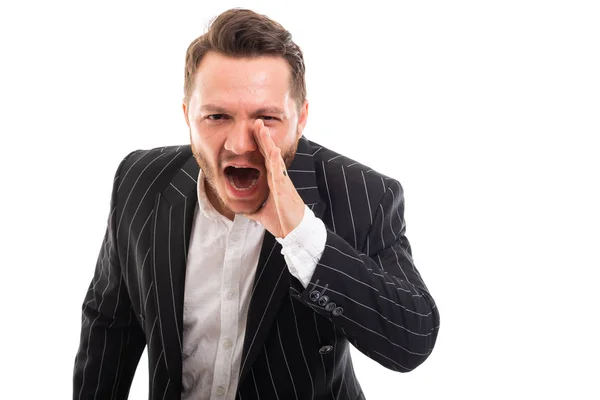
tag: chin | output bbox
[231,201,263,216]
[226,198,266,216]
[218,176,269,215]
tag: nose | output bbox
[224,121,258,155]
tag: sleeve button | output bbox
[325,302,336,312]
[309,290,320,302]
[318,295,330,306]
[332,306,344,316]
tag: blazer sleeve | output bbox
[295,179,440,372]
[73,152,146,399]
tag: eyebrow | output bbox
[200,104,286,116]
[200,104,229,114]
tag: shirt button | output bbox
[227,291,235,300]
[223,339,232,349]
[215,386,226,395]
[231,234,240,242]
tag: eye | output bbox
[259,116,279,122]
[207,114,228,121]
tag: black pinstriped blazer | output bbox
[73,135,440,400]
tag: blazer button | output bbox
[319,345,334,354]
[332,306,344,316]
[325,302,336,312]
[318,295,330,307]
[309,290,320,302]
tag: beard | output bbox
[190,136,300,217]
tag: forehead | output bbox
[192,52,292,107]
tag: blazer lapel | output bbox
[151,151,199,392]
[238,136,327,385]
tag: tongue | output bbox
[229,168,259,189]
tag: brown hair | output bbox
[184,8,306,108]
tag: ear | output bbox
[296,100,309,139]
[182,101,190,128]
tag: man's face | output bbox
[183,52,308,220]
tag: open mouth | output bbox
[224,166,260,191]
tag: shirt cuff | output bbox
[276,204,327,288]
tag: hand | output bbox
[243,119,305,238]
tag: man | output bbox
[73,8,439,400]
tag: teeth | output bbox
[228,176,258,191]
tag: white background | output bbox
[1,0,599,399]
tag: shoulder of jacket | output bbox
[305,137,399,189]
[115,144,192,190]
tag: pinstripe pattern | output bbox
[73,136,439,399]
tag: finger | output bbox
[259,126,280,179]
[254,121,288,190]
[269,147,289,190]
[253,119,269,158]
[260,124,275,157]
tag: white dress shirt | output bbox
[181,170,327,400]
